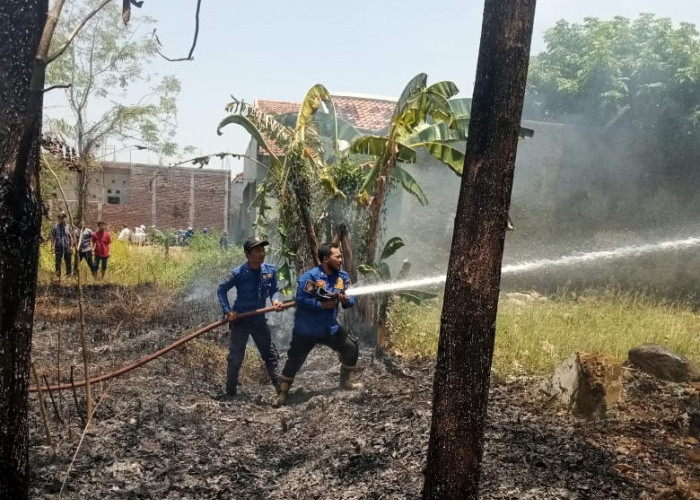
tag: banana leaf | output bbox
[448,98,472,118]
[380,236,405,261]
[408,141,465,175]
[426,80,460,100]
[216,114,283,173]
[405,121,466,144]
[296,84,331,140]
[351,136,416,163]
[394,73,428,119]
[392,164,428,206]
[358,157,381,196]
[398,289,439,304]
[378,262,391,281]
[421,89,455,124]
[397,260,411,280]
[357,264,380,279]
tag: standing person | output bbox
[117,224,132,243]
[216,237,284,399]
[274,243,362,407]
[50,211,73,280]
[219,230,229,251]
[73,220,95,277]
[91,221,111,280]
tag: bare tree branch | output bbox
[47,0,111,64]
[43,84,71,93]
[171,151,251,168]
[154,0,202,62]
[37,0,67,61]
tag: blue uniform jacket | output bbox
[217,262,280,323]
[294,266,355,337]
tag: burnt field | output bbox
[28,286,699,499]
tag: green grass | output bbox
[38,234,244,289]
[388,291,700,376]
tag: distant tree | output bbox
[526,14,700,195]
[46,0,182,220]
[422,0,537,498]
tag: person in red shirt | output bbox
[91,221,112,280]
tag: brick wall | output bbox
[81,162,229,232]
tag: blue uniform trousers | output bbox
[227,320,280,395]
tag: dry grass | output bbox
[388,290,700,376]
[177,341,268,390]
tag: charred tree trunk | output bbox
[0,1,48,498]
[422,1,536,499]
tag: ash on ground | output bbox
[29,292,699,500]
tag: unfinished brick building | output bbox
[51,162,230,232]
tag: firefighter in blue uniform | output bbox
[274,243,362,407]
[217,237,283,399]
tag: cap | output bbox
[243,236,269,252]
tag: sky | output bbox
[46,0,700,172]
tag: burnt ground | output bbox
[28,286,700,499]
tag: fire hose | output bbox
[29,301,297,393]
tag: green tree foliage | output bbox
[526,14,700,193]
[45,0,182,218]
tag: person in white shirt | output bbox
[117,224,132,243]
[133,225,146,245]
[73,221,96,277]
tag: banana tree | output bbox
[350,73,468,267]
[351,73,534,267]
[217,84,351,280]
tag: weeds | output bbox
[388,290,700,377]
[38,236,244,289]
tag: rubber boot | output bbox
[273,375,293,407]
[340,364,363,390]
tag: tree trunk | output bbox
[365,152,395,268]
[77,165,89,221]
[422,1,536,499]
[0,1,48,498]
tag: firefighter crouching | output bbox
[274,243,362,407]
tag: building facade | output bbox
[49,162,230,231]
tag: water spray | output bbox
[30,235,700,392]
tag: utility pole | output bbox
[422,1,537,499]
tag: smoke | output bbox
[378,117,700,296]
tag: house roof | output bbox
[253,93,396,157]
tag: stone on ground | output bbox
[628,344,696,383]
[541,352,622,419]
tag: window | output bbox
[107,196,120,205]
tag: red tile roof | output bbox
[253,94,396,157]
[331,94,395,133]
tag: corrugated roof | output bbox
[253,94,396,157]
